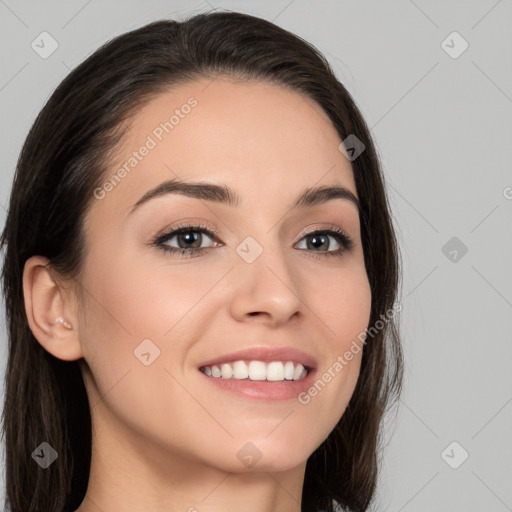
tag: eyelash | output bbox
[151,223,354,259]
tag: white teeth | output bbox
[284,361,295,380]
[233,360,249,379]
[248,361,267,380]
[200,360,309,381]
[220,363,233,379]
[267,361,284,381]
[293,363,305,380]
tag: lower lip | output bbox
[198,368,317,401]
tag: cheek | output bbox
[81,245,219,342]
[76,244,225,410]
[297,262,371,427]
[76,247,214,445]
[330,277,371,346]
[307,258,372,348]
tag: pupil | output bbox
[179,231,200,248]
[310,234,327,250]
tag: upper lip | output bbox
[198,346,318,370]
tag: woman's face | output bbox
[76,77,371,475]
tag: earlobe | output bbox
[22,255,83,361]
[54,317,73,329]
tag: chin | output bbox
[216,438,312,474]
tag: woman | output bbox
[0,11,403,512]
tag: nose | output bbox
[228,239,304,327]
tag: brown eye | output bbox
[152,224,221,258]
[295,228,354,257]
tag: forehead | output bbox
[89,77,357,221]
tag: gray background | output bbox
[1,0,511,510]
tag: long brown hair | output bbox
[0,11,403,512]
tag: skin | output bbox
[23,77,372,512]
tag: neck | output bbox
[75,401,306,512]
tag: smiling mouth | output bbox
[199,360,309,381]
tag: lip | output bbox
[197,346,318,402]
[199,366,318,401]
[198,346,318,370]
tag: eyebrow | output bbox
[128,179,360,215]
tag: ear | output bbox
[22,255,84,361]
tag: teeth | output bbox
[293,364,306,380]
[284,361,295,380]
[267,361,284,381]
[248,361,266,380]
[220,363,233,379]
[233,360,249,379]
[200,360,308,381]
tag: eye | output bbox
[152,223,221,258]
[295,227,354,258]
[151,223,354,259]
